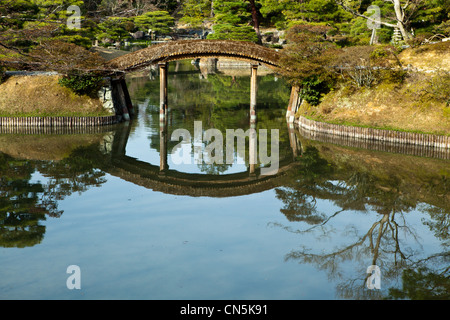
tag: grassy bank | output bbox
[296,43,450,136]
[0,75,112,117]
[398,41,450,72]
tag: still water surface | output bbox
[1,60,449,299]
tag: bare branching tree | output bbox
[334,0,425,41]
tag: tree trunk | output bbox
[247,0,262,43]
[370,28,378,45]
[392,0,411,40]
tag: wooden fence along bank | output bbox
[0,116,117,128]
[295,116,450,150]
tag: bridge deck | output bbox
[108,40,281,71]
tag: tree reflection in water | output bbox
[273,145,450,299]
[0,144,107,248]
[0,153,50,248]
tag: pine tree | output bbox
[207,0,258,42]
[180,0,212,29]
[134,11,175,35]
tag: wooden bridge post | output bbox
[287,121,300,158]
[111,77,130,121]
[250,64,258,124]
[159,62,168,121]
[249,122,257,176]
[110,119,132,156]
[120,78,134,116]
[158,62,169,174]
[286,86,300,123]
[160,114,168,174]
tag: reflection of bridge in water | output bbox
[2,119,448,198]
[104,119,302,198]
[101,118,450,198]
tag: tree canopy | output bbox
[133,10,175,34]
[206,0,259,42]
[0,0,448,78]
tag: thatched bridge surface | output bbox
[108,40,281,71]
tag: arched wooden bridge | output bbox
[107,40,281,71]
[106,40,300,124]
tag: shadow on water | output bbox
[0,59,449,299]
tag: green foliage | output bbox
[388,268,450,300]
[96,17,132,43]
[369,44,402,63]
[344,0,448,41]
[58,72,104,96]
[0,0,39,29]
[259,0,352,31]
[95,11,176,44]
[410,0,450,32]
[207,24,259,42]
[1,0,449,78]
[260,0,447,44]
[3,0,449,52]
[133,11,175,35]
[433,19,450,36]
[52,17,100,49]
[292,0,352,25]
[0,0,98,60]
[52,34,92,48]
[277,24,338,87]
[180,0,212,28]
[299,76,331,106]
[213,0,252,24]
[277,24,339,106]
[207,0,258,42]
[32,0,84,20]
[257,0,286,28]
[348,7,394,45]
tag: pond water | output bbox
[0,60,449,300]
